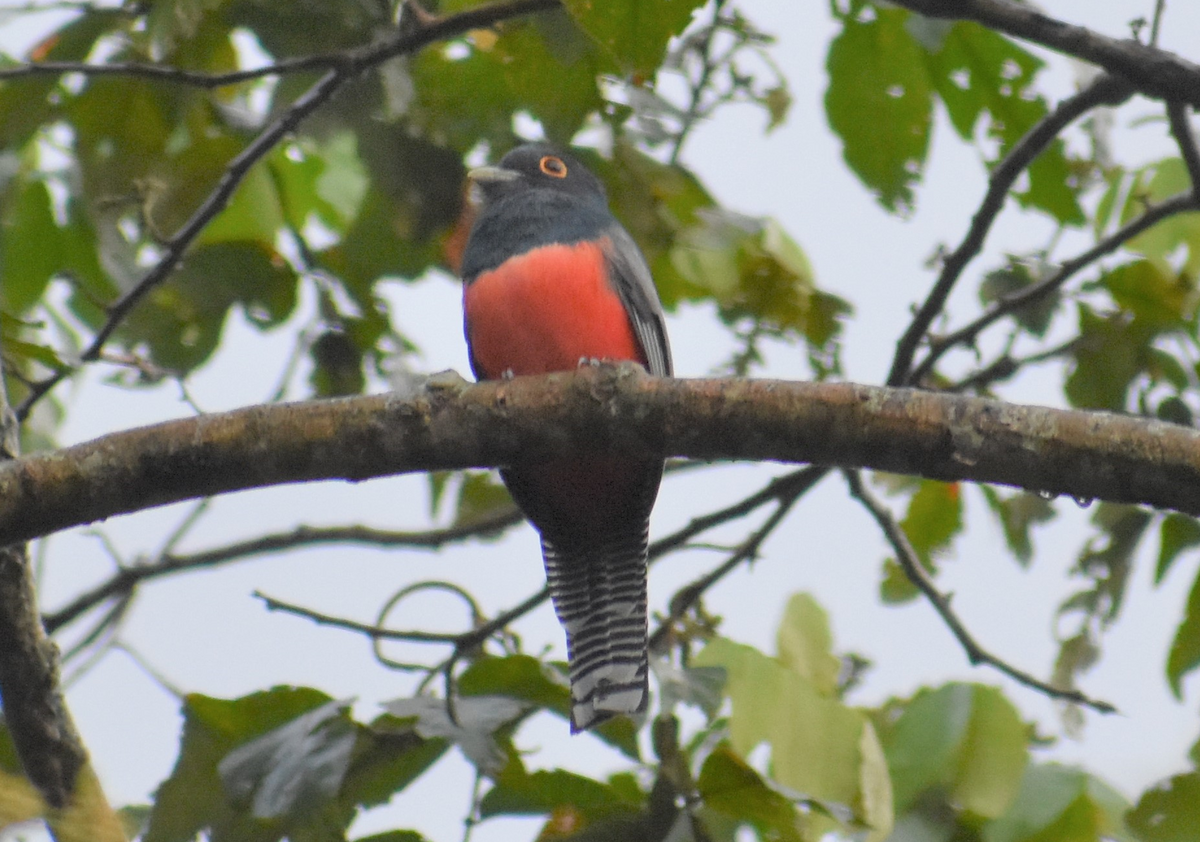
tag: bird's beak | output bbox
[467,165,521,184]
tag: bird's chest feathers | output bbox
[464,239,644,378]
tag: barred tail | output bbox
[542,528,649,732]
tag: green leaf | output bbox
[119,241,297,372]
[1,179,60,314]
[338,717,448,815]
[561,0,705,78]
[217,698,356,820]
[825,6,933,214]
[353,833,429,842]
[1122,158,1200,277]
[145,686,336,842]
[923,22,1041,143]
[457,655,640,760]
[978,257,1059,338]
[656,661,726,720]
[1065,305,1144,411]
[670,211,849,355]
[407,11,610,150]
[308,330,365,397]
[983,764,1130,842]
[693,636,894,838]
[1101,260,1193,331]
[883,684,1027,818]
[197,154,286,247]
[697,744,802,842]
[382,695,525,774]
[981,487,1056,567]
[1129,772,1200,842]
[1157,514,1200,584]
[272,134,368,233]
[922,22,1082,224]
[0,11,124,148]
[479,766,639,820]
[884,480,964,601]
[458,654,570,713]
[454,471,515,527]
[143,0,225,56]
[775,592,840,696]
[902,480,963,565]
[69,75,179,203]
[1069,503,1152,624]
[1166,569,1200,699]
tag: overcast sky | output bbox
[4,1,1200,840]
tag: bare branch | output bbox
[13,0,560,421]
[948,337,1078,394]
[0,349,124,832]
[1167,103,1200,196]
[649,494,800,651]
[6,367,1200,546]
[0,54,344,87]
[255,590,466,643]
[888,0,1200,107]
[42,508,522,633]
[251,464,826,678]
[910,191,1200,382]
[887,74,1134,387]
[843,469,1116,713]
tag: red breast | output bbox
[463,238,645,379]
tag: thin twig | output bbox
[254,590,465,643]
[0,54,344,87]
[246,466,826,679]
[669,0,727,166]
[909,191,1200,384]
[948,337,1078,393]
[887,74,1134,387]
[842,469,1116,713]
[43,508,523,633]
[1167,103,1200,197]
[649,495,799,651]
[1149,0,1167,47]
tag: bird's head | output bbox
[468,143,607,207]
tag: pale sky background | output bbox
[3,1,1200,840]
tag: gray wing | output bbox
[601,224,673,378]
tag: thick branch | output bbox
[0,359,124,837]
[889,0,1200,107]
[4,367,1200,546]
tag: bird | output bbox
[460,143,672,732]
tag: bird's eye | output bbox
[539,156,568,178]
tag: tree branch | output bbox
[649,493,801,651]
[888,0,1200,107]
[5,367,1200,547]
[1167,103,1200,196]
[843,469,1115,713]
[0,356,125,837]
[42,508,522,634]
[887,74,1134,387]
[254,590,466,643]
[13,0,560,421]
[910,190,1200,383]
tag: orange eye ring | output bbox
[539,155,568,178]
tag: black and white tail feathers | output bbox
[542,526,650,732]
